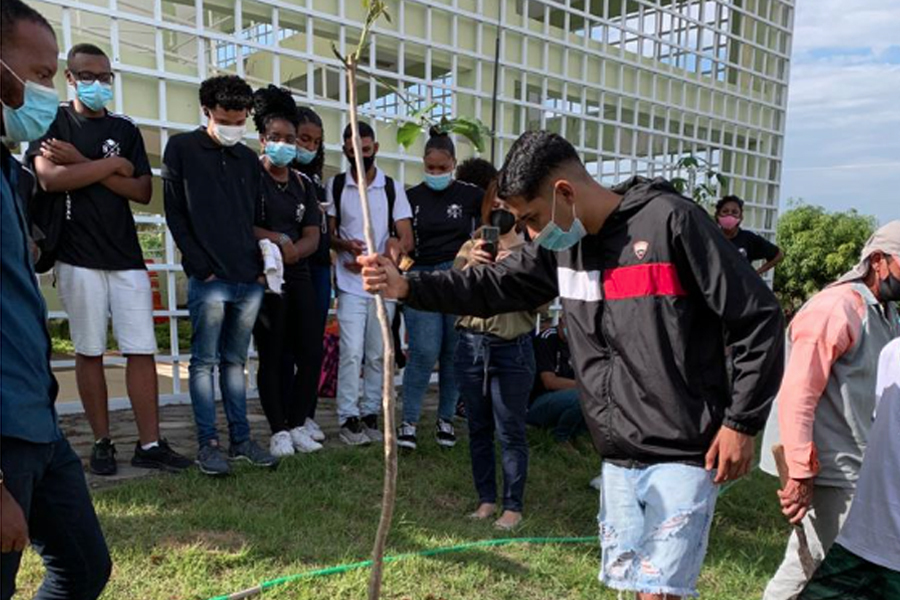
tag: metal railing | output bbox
[48,215,563,415]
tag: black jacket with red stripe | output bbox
[406,177,785,466]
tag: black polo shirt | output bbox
[27,103,151,271]
[408,180,483,266]
[258,167,321,282]
[531,327,575,401]
[162,128,262,283]
[728,228,780,263]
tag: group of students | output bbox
[3,2,900,600]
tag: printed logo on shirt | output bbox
[295,203,306,223]
[738,247,748,257]
[633,241,649,260]
[102,138,120,158]
[447,203,463,219]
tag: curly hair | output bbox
[455,157,498,191]
[252,84,299,134]
[715,195,744,215]
[294,106,325,180]
[199,75,253,112]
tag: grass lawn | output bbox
[16,431,787,599]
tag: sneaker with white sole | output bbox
[290,426,323,453]
[269,431,295,457]
[303,419,326,442]
[361,414,384,443]
[435,418,457,448]
[397,422,417,451]
[339,417,371,446]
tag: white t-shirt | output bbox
[326,168,412,298]
[835,337,900,571]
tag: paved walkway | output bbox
[61,390,442,489]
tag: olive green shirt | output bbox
[453,238,538,340]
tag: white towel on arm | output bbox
[258,239,284,294]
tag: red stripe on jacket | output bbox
[602,263,687,300]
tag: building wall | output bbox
[29,0,792,219]
[30,0,792,335]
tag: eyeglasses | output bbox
[73,71,115,85]
[265,134,298,145]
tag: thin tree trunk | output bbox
[345,57,399,600]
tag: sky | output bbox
[779,0,900,225]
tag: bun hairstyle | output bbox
[252,84,299,134]
[424,126,455,159]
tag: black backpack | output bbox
[331,171,397,238]
[27,114,71,274]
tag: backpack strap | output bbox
[385,175,397,238]
[332,172,346,232]
[333,171,397,238]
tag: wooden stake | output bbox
[345,57,399,600]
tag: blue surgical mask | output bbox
[296,146,317,165]
[75,80,113,112]
[533,186,587,252]
[265,141,297,167]
[424,171,452,192]
[0,59,60,143]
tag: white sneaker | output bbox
[304,419,326,442]
[290,427,323,453]
[269,431,295,457]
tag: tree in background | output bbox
[774,202,876,317]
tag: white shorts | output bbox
[56,262,158,356]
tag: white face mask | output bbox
[210,121,245,147]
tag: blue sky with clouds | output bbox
[779,0,900,225]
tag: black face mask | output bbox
[878,272,900,302]
[345,151,376,174]
[490,209,517,235]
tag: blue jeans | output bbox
[401,262,459,424]
[526,389,586,442]
[455,331,535,513]
[188,277,264,446]
[599,462,719,597]
[1,436,111,600]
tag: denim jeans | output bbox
[188,277,264,446]
[401,262,459,424]
[1,436,111,600]
[598,462,719,597]
[526,388,586,442]
[455,331,535,513]
[335,292,396,423]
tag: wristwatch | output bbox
[277,233,292,247]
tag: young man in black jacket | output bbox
[361,131,785,599]
[163,75,277,476]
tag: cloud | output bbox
[779,0,900,225]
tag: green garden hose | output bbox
[207,479,743,599]
[207,536,597,600]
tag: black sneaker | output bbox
[397,422,418,451]
[340,417,370,446]
[132,439,193,473]
[90,438,118,476]
[361,414,384,443]
[229,439,279,469]
[435,418,457,448]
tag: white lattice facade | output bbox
[27,0,794,406]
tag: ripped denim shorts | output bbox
[597,462,719,598]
